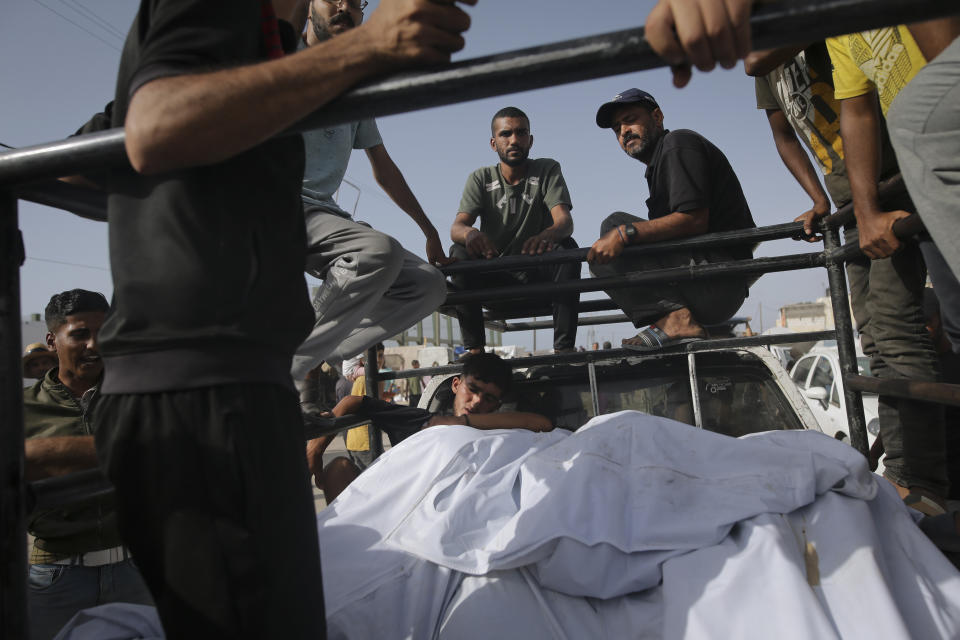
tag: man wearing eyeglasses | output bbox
[291,0,453,387]
[306,351,553,502]
[89,0,476,638]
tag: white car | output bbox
[789,342,881,459]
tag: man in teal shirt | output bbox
[450,106,579,355]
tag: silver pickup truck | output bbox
[419,345,822,438]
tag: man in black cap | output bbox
[587,89,756,349]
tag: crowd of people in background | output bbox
[14,0,960,638]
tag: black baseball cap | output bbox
[595,89,660,128]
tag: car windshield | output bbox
[511,351,805,437]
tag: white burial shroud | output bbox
[318,411,960,639]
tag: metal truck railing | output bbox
[3,0,959,636]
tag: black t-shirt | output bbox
[644,129,756,259]
[101,0,313,394]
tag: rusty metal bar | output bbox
[823,227,868,457]
[446,252,826,306]
[3,1,958,188]
[845,374,960,408]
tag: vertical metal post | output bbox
[823,228,868,456]
[687,352,703,429]
[364,346,384,458]
[445,316,453,349]
[587,361,600,418]
[416,319,423,345]
[432,313,440,348]
[0,191,27,639]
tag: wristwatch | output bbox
[621,224,637,244]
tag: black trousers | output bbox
[93,384,326,640]
[449,237,580,351]
[589,212,749,328]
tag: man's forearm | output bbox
[633,209,709,243]
[470,412,552,431]
[369,149,438,238]
[305,434,334,473]
[768,111,830,209]
[331,395,365,417]
[451,217,477,245]
[125,0,474,174]
[839,93,883,221]
[126,29,384,174]
[24,436,99,481]
[544,205,574,240]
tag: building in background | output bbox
[778,292,835,332]
[21,313,46,351]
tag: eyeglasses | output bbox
[321,0,368,11]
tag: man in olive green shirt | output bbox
[24,289,151,639]
[450,106,579,354]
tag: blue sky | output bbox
[2,0,830,348]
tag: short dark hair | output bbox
[45,289,109,331]
[491,107,529,135]
[460,351,512,395]
[411,360,420,367]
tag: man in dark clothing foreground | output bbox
[89,1,476,638]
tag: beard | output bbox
[498,145,529,167]
[311,10,355,40]
[623,127,662,162]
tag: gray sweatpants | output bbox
[887,36,960,282]
[291,208,447,378]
